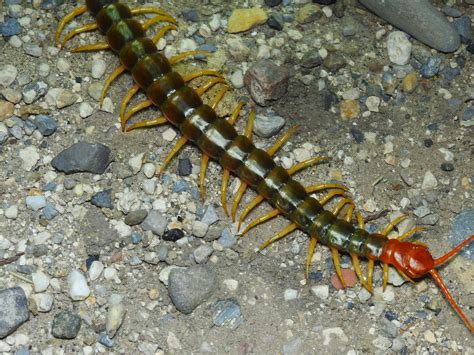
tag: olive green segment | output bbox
[288,197,324,231]
[348,228,370,256]
[86,0,116,16]
[96,3,131,33]
[106,19,145,53]
[237,149,275,188]
[256,166,291,202]
[132,53,172,91]
[180,105,216,143]
[363,233,386,259]
[146,71,184,107]
[326,219,355,253]
[119,38,157,71]
[161,86,202,127]
[198,118,238,160]
[219,135,254,173]
[272,179,307,215]
[309,210,337,244]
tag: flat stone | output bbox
[211,298,242,329]
[141,210,167,236]
[168,265,217,314]
[0,287,30,339]
[227,8,268,33]
[360,0,460,52]
[51,142,112,174]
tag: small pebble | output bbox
[91,59,106,79]
[284,288,298,301]
[52,311,81,339]
[311,285,329,300]
[330,269,358,289]
[68,270,90,301]
[32,271,50,292]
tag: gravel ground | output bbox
[0,0,473,354]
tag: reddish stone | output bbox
[330,268,358,290]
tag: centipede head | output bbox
[380,235,474,333]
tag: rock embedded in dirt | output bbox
[51,142,112,174]
[227,8,268,33]
[0,287,30,339]
[253,113,285,138]
[244,59,289,106]
[168,265,217,314]
[51,311,81,339]
[141,210,167,236]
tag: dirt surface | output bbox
[0,0,473,354]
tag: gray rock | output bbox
[360,0,460,52]
[51,142,112,174]
[141,210,167,236]
[125,209,148,226]
[211,298,242,329]
[34,115,58,136]
[51,311,81,339]
[201,205,219,225]
[254,113,285,138]
[449,209,474,260]
[0,287,30,338]
[453,16,472,44]
[168,265,217,314]
[193,244,214,264]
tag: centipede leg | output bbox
[130,6,176,21]
[332,198,355,221]
[259,223,298,250]
[305,236,318,279]
[120,84,140,130]
[240,209,280,236]
[381,214,408,237]
[221,102,246,216]
[306,184,348,194]
[54,5,87,46]
[199,155,209,200]
[123,99,153,124]
[100,65,126,105]
[231,110,255,221]
[125,116,168,132]
[331,248,347,288]
[319,190,348,206]
[71,42,110,53]
[152,25,177,44]
[397,226,425,241]
[169,51,212,65]
[60,22,98,49]
[182,70,224,83]
[209,86,230,109]
[351,254,372,291]
[287,156,330,175]
[195,78,226,96]
[142,15,177,30]
[159,136,188,175]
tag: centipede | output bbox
[54,0,473,333]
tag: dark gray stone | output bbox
[91,189,113,209]
[360,0,460,52]
[449,209,474,260]
[124,209,147,226]
[51,142,112,174]
[168,265,217,314]
[141,210,167,236]
[51,311,81,339]
[0,287,30,338]
[453,16,472,43]
[34,115,58,136]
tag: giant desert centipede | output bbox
[54,0,473,332]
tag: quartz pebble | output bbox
[68,270,90,301]
[311,285,329,300]
[106,303,126,338]
[284,288,298,301]
[387,31,412,65]
[32,271,50,292]
[92,59,106,79]
[88,261,104,281]
[31,293,54,312]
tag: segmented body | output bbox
[54,0,474,332]
[88,0,387,260]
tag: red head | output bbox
[380,236,474,333]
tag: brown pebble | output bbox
[331,268,358,290]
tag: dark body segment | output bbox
[85,0,387,262]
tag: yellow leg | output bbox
[351,254,372,292]
[240,208,280,236]
[123,99,153,124]
[169,51,212,65]
[221,102,246,216]
[306,183,349,194]
[332,198,355,220]
[71,42,109,53]
[259,223,298,250]
[367,259,375,289]
[61,22,98,49]
[159,136,188,175]
[100,65,125,105]
[199,155,210,200]
[381,214,407,237]
[287,157,330,175]
[182,70,223,83]
[230,110,255,221]
[267,125,299,156]
[209,86,230,110]
[238,195,265,231]
[196,78,226,96]
[54,5,87,46]
[125,116,168,132]
[142,15,177,30]
[305,236,318,279]
[120,84,140,130]
[152,24,177,43]
[331,247,347,288]
[397,226,425,241]
[131,6,176,20]
[382,262,389,291]
[356,212,365,229]
[319,190,347,205]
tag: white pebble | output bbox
[19,146,39,171]
[421,171,438,190]
[103,267,119,281]
[128,152,144,175]
[5,205,18,219]
[423,329,436,344]
[0,64,18,87]
[143,179,156,194]
[223,279,239,291]
[88,261,104,281]
[230,70,244,89]
[192,220,208,238]
[0,236,12,250]
[311,285,329,300]
[438,147,453,161]
[284,288,298,301]
[57,58,71,73]
[365,96,380,112]
[79,102,94,118]
[31,293,54,312]
[25,195,46,211]
[293,148,311,163]
[32,271,50,292]
[91,59,106,79]
[386,31,412,65]
[358,288,372,302]
[143,163,156,178]
[68,270,90,301]
[106,303,126,338]
[322,327,348,346]
[162,128,177,142]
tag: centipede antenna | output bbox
[433,235,474,267]
[429,269,473,333]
